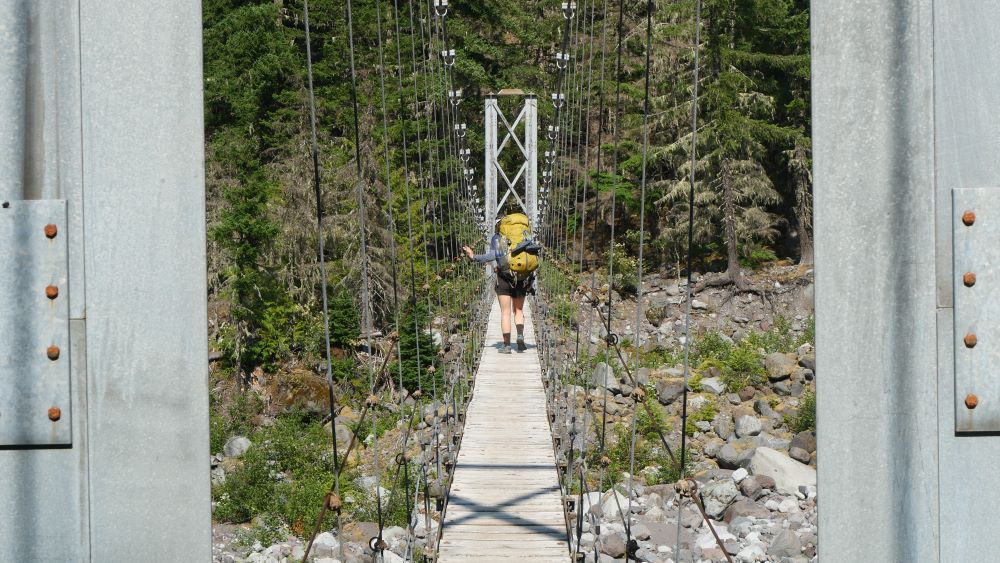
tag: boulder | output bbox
[789,447,811,464]
[656,378,685,405]
[701,377,726,395]
[223,436,251,458]
[311,532,340,558]
[699,480,738,519]
[768,529,802,558]
[764,353,798,381]
[599,532,626,558]
[724,499,771,523]
[789,431,816,454]
[748,447,816,495]
[592,362,621,393]
[734,415,763,438]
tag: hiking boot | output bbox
[498,344,512,354]
[516,336,527,352]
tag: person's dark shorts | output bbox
[495,275,533,298]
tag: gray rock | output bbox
[734,415,763,438]
[764,353,797,381]
[789,431,816,453]
[655,379,685,405]
[789,447,811,464]
[724,499,771,522]
[768,529,802,557]
[600,532,626,558]
[635,368,651,387]
[773,381,792,396]
[699,480,738,519]
[592,362,621,393]
[798,355,816,371]
[692,299,708,310]
[748,447,816,495]
[210,467,226,486]
[714,416,733,440]
[716,444,742,469]
[311,532,340,558]
[223,436,251,458]
[739,476,763,500]
[701,377,725,395]
[631,523,651,540]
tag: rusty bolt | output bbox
[46,345,61,360]
[366,394,379,408]
[48,407,61,421]
[44,223,58,238]
[962,210,976,226]
[964,333,978,348]
[412,388,423,399]
[599,455,611,467]
[45,285,59,299]
[965,394,979,409]
[963,272,977,287]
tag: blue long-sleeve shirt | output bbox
[471,234,502,264]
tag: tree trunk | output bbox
[791,140,814,265]
[721,159,743,287]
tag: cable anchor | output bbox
[555,51,570,70]
[441,48,456,67]
[454,122,468,139]
[433,0,449,17]
[561,2,577,19]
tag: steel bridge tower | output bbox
[483,91,538,231]
[0,2,209,560]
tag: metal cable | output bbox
[676,1,703,559]
[300,2,344,558]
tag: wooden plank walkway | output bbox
[437,298,570,562]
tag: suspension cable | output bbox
[676,0,703,559]
[300,2,345,559]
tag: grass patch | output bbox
[792,390,816,433]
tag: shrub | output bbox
[604,242,640,295]
[793,390,816,433]
[721,344,767,392]
[695,332,732,362]
[684,400,719,437]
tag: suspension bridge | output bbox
[5,1,1000,562]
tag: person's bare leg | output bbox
[513,296,526,350]
[498,294,512,349]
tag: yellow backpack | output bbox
[497,213,540,282]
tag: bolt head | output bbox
[45,285,59,299]
[48,407,61,421]
[44,224,58,238]
[964,333,978,348]
[963,272,977,287]
[47,345,61,360]
[962,210,976,226]
[965,394,979,409]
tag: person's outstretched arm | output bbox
[463,235,498,263]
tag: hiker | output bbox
[463,213,541,354]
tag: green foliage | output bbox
[685,399,719,437]
[743,316,796,354]
[210,391,265,455]
[329,289,361,348]
[721,345,767,392]
[639,347,680,370]
[693,331,767,392]
[604,243,640,296]
[395,300,440,392]
[793,390,816,433]
[740,243,779,268]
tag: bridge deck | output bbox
[437,298,569,562]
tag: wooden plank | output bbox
[438,300,569,563]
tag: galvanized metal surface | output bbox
[1,0,209,561]
[817,0,1000,561]
[0,200,71,446]
[952,188,1000,432]
[0,0,28,201]
[813,0,939,561]
[78,0,210,560]
[934,4,1000,560]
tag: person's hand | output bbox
[462,245,474,259]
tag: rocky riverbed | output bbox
[212,265,817,563]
